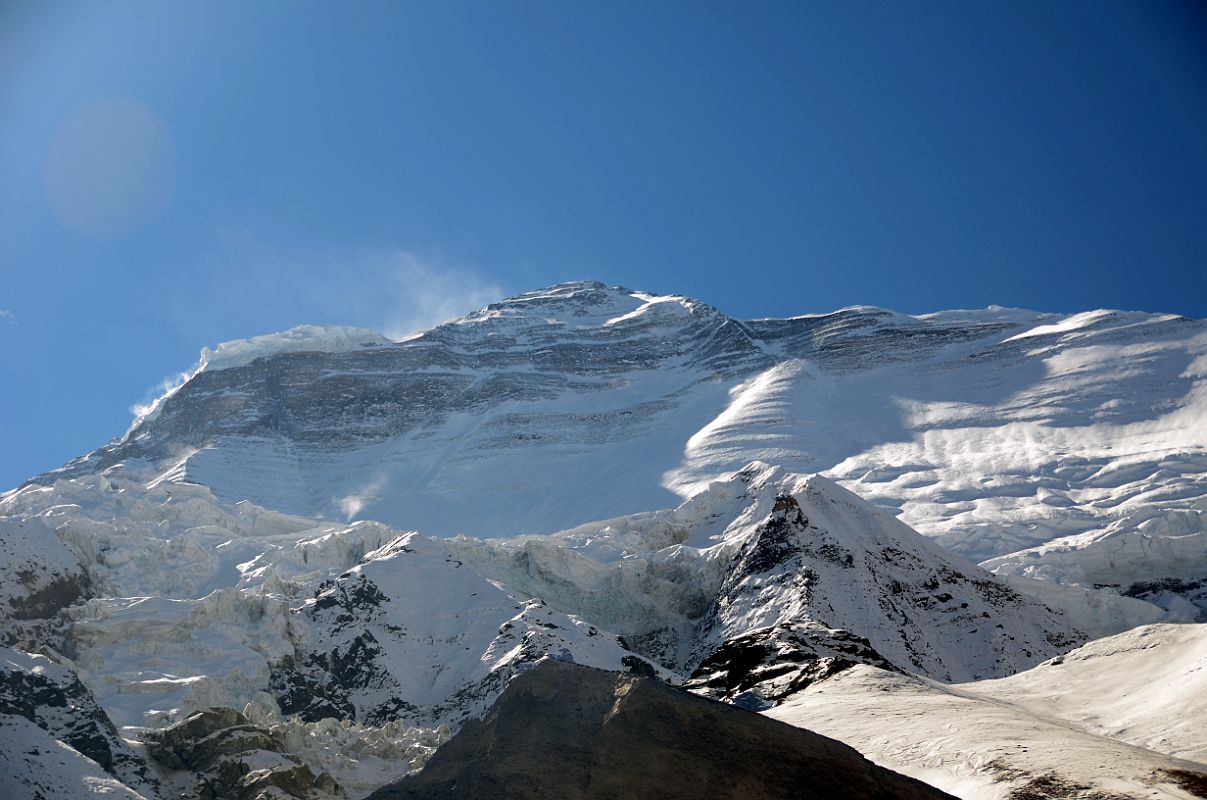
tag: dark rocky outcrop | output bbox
[369,659,955,800]
[144,708,343,800]
[1122,577,1207,622]
[684,621,895,708]
[7,570,91,621]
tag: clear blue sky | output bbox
[2,0,1205,489]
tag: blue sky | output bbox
[1,0,1205,488]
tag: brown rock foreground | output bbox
[368,659,954,800]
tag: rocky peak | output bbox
[367,659,955,800]
[693,471,1084,695]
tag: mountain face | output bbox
[683,468,1081,697]
[269,532,664,729]
[31,281,1206,627]
[41,282,1207,572]
[442,464,1081,695]
[2,281,1205,798]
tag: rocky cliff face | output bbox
[143,708,342,800]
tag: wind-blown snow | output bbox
[199,324,394,371]
[1003,309,1121,341]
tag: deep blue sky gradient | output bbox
[2,0,1205,488]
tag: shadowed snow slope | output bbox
[0,715,148,800]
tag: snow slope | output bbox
[2,462,1076,733]
[0,715,148,800]
[767,624,1207,799]
[273,531,665,728]
[768,665,1207,800]
[986,526,1207,621]
[963,624,1207,763]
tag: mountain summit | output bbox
[37,283,1207,565]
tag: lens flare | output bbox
[44,97,176,238]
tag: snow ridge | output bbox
[200,325,395,372]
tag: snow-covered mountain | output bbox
[37,281,1207,607]
[0,457,1095,796]
[3,280,1206,798]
